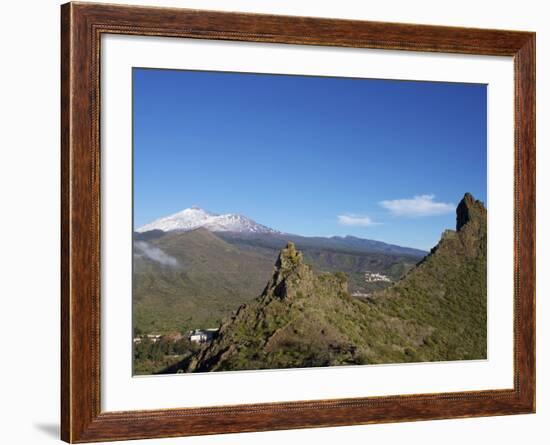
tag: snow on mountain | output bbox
[136,206,279,234]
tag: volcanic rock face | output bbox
[456,192,487,231]
[187,243,353,372]
[435,193,487,259]
[261,242,327,300]
[185,194,488,373]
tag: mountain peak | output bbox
[426,192,486,259]
[136,207,278,234]
[186,244,352,372]
[276,242,304,271]
[263,242,314,301]
[456,193,486,231]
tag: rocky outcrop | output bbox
[184,194,488,373]
[187,242,355,372]
[431,193,487,259]
[260,242,318,301]
[372,193,487,361]
[456,192,486,231]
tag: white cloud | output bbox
[380,194,455,217]
[337,214,378,227]
[134,241,179,267]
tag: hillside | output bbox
[133,228,275,334]
[216,231,422,293]
[133,229,422,335]
[370,192,487,361]
[185,193,487,372]
[217,231,426,257]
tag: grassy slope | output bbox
[133,229,419,335]
[186,195,487,372]
[217,232,421,293]
[187,244,431,372]
[372,196,487,361]
[133,228,274,334]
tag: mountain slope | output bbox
[185,193,487,372]
[216,231,422,293]
[136,206,278,234]
[217,231,426,257]
[134,207,425,306]
[186,243,375,371]
[371,192,487,361]
[133,228,275,334]
[133,227,423,335]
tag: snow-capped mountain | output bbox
[136,207,279,234]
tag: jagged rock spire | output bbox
[456,193,486,231]
[263,242,314,300]
[275,242,303,271]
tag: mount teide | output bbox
[136,206,279,234]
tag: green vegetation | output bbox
[133,228,418,336]
[183,193,487,372]
[218,232,421,293]
[133,229,275,335]
[133,335,200,375]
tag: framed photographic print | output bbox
[61,2,535,442]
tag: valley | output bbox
[185,193,487,372]
[133,194,486,375]
[133,208,425,374]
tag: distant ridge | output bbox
[136,207,426,256]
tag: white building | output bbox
[364,271,392,283]
[188,328,219,344]
[133,334,162,344]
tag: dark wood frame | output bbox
[61,2,536,442]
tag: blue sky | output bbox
[133,68,487,250]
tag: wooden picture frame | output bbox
[61,2,535,442]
